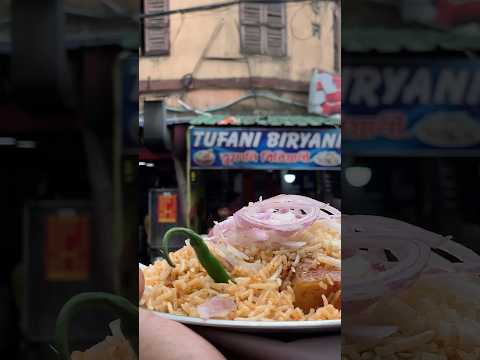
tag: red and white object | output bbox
[308,70,341,116]
[401,0,480,28]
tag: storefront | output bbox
[186,115,341,234]
[342,43,480,245]
[141,69,342,253]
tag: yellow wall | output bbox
[139,0,337,83]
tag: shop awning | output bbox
[343,26,480,52]
[190,115,341,127]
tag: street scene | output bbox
[138,0,342,359]
[139,0,341,254]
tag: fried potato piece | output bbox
[293,262,341,312]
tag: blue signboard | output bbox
[189,127,341,170]
[343,59,480,155]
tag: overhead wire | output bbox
[171,13,185,46]
[142,4,232,29]
[138,0,332,19]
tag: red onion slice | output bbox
[233,194,339,233]
[366,248,388,272]
[270,194,341,216]
[343,235,430,312]
[281,241,307,249]
[197,296,236,320]
[210,194,341,247]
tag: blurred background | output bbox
[342,1,480,262]
[0,0,138,358]
[341,3,480,358]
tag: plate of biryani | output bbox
[341,216,480,359]
[140,194,341,332]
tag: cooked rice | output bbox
[140,220,341,321]
[342,273,480,360]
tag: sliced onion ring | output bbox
[233,194,340,233]
[343,235,430,312]
[210,194,341,247]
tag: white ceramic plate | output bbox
[152,311,341,334]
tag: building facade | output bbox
[139,0,340,113]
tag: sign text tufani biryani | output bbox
[140,195,341,321]
[189,127,341,170]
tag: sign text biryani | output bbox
[140,195,341,321]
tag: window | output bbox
[142,0,170,56]
[240,2,287,57]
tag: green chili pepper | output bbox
[162,227,233,284]
[54,292,138,359]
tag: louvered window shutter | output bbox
[240,3,263,54]
[240,2,286,57]
[265,3,286,56]
[143,0,170,55]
